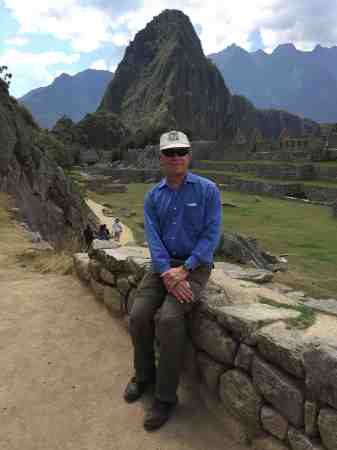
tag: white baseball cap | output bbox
[159,130,191,151]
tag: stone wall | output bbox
[332,200,337,218]
[194,162,316,180]
[74,247,337,450]
[302,186,337,203]
[314,166,337,181]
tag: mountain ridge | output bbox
[99,9,317,141]
[209,43,337,122]
[19,69,113,129]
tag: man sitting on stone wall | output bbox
[124,130,222,430]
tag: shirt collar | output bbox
[158,171,197,190]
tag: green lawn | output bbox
[221,191,337,298]
[89,184,337,299]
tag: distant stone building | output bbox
[80,148,99,165]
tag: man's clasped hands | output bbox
[160,266,194,303]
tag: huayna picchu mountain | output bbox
[19,69,113,129]
[99,9,317,141]
[99,9,231,140]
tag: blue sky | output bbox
[1,0,337,98]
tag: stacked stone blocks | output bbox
[74,248,337,450]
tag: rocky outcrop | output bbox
[216,231,288,272]
[100,9,231,141]
[0,80,98,247]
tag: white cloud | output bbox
[110,63,117,73]
[4,0,119,53]
[3,0,337,59]
[90,59,108,70]
[110,0,337,54]
[111,32,130,47]
[0,48,80,96]
[5,36,29,47]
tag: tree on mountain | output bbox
[0,66,12,91]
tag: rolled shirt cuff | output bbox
[153,260,171,274]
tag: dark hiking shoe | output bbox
[144,399,177,431]
[123,377,154,403]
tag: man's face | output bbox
[160,148,191,177]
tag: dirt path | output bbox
[86,198,134,245]
[0,219,247,449]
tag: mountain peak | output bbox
[253,49,267,56]
[273,43,297,54]
[100,8,231,140]
[54,72,71,83]
[313,44,325,53]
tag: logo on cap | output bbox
[168,131,179,142]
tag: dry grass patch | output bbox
[16,249,73,275]
[1,193,74,275]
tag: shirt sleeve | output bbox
[144,192,171,274]
[184,184,222,271]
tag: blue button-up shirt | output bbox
[144,172,222,273]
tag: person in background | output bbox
[112,218,123,242]
[98,224,109,240]
[123,130,222,431]
[83,224,94,250]
[103,224,110,239]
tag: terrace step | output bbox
[193,169,337,203]
[193,161,337,182]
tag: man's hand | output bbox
[170,280,194,303]
[161,266,189,292]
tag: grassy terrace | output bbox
[196,159,337,167]
[193,169,337,188]
[89,183,337,299]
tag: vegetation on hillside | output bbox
[34,129,80,169]
[77,111,127,150]
[0,65,12,91]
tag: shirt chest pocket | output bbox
[183,203,203,231]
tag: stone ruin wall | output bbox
[74,247,337,450]
[121,141,221,168]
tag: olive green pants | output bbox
[129,263,211,404]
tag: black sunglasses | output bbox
[161,148,190,157]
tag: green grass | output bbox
[258,297,316,329]
[221,190,337,298]
[88,183,337,299]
